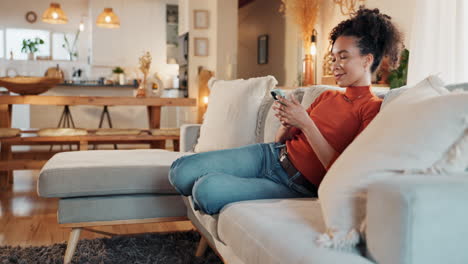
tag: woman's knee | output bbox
[192,175,226,215]
[168,155,198,196]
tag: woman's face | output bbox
[331,35,373,87]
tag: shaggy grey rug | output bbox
[0,231,222,264]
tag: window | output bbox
[6,28,50,60]
[52,32,77,60]
[0,30,4,58]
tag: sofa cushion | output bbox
[366,174,468,264]
[318,75,468,250]
[194,76,277,152]
[380,86,409,109]
[184,196,221,241]
[300,85,341,109]
[217,198,373,264]
[38,149,191,198]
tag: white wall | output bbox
[237,0,287,85]
[216,0,238,81]
[178,0,238,124]
[284,12,302,87]
[90,0,179,85]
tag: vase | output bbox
[135,80,147,98]
[28,53,34,61]
[119,74,125,85]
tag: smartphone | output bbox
[271,89,287,105]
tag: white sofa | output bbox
[179,84,468,264]
[39,84,468,264]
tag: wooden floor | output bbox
[0,170,194,246]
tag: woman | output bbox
[169,7,403,215]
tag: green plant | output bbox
[63,30,80,61]
[113,67,124,74]
[21,38,44,54]
[388,48,409,89]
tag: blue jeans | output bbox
[169,142,316,215]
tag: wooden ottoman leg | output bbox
[64,227,81,264]
[195,236,208,257]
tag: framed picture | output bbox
[258,35,269,64]
[194,38,209,57]
[194,10,209,29]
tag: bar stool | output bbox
[93,105,118,150]
[50,105,76,151]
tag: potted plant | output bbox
[112,66,125,85]
[388,48,409,89]
[21,38,45,60]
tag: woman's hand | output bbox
[272,95,311,130]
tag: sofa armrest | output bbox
[366,173,468,264]
[180,124,201,152]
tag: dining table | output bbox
[0,95,197,129]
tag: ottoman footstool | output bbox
[38,149,191,264]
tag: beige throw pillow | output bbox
[194,76,278,152]
[317,75,468,251]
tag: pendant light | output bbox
[96,8,120,29]
[42,3,68,24]
[79,18,85,32]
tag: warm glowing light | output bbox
[79,21,85,32]
[310,43,317,56]
[203,96,209,105]
[42,3,68,24]
[96,8,120,29]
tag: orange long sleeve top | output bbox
[285,86,382,187]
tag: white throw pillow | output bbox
[258,88,307,143]
[194,76,278,152]
[317,75,468,250]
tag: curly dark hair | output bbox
[329,6,404,73]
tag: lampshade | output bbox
[42,3,68,24]
[96,8,120,29]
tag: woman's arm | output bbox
[275,124,294,143]
[299,118,338,168]
[275,96,337,168]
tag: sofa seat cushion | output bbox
[218,198,373,264]
[38,149,191,198]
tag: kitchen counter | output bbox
[59,82,138,88]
